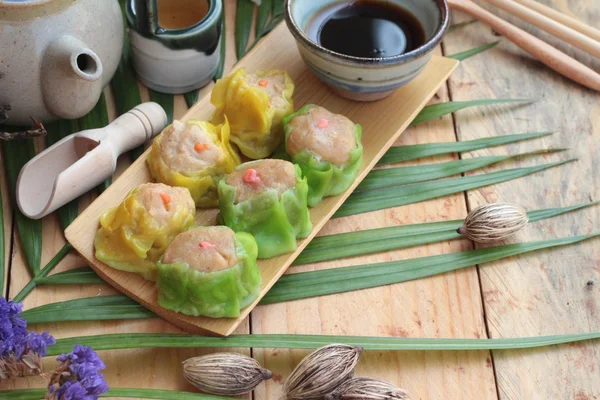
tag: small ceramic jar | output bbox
[285,0,449,101]
[126,0,222,94]
[0,0,123,125]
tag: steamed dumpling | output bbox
[157,226,261,318]
[95,183,195,280]
[147,119,240,207]
[211,68,294,159]
[224,158,297,203]
[218,159,312,259]
[161,227,239,272]
[283,105,363,206]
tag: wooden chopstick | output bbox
[447,0,600,92]
[511,0,600,43]
[484,0,600,59]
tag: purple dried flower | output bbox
[0,298,55,379]
[26,332,56,356]
[48,345,109,400]
[48,382,88,400]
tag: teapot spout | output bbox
[41,36,104,120]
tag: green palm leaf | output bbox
[411,99,532,126]
[149,90,174,125]
[36,266,104,285]
[184,90,200,108]
[20,128,553,290]
[33,201,597,288]
[112,1,146,160]
[263,233,599,304]
[378,131,552,165]
[111,4,142,123]
[296,201,598,265]
[447,41,500,61]
[13,242,73,302]
[20,295,152,324]
[45,332,600,356]
[336,159,574,217]
[256,0,273,37]
[272,0,284,18]
[22,231,598,323]
[3,388,235,400]
[245,0,284,54]
[359,149,564,191]
[3,133,41,274]
[448,19,478,31]
[235,0,255,59]
[21,294,154,324]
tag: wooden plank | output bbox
[252,48,498,400]
[0,2,253,398]
[64,23,458,336]
[444,2,600,399]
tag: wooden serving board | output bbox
[65,23,458,336]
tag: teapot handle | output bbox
[126,0,159,36]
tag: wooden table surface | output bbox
[1,0,598,399]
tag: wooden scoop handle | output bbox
[75,102,167,158]
[448,0,600,92]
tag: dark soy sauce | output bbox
[316,0,426,58]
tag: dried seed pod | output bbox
[325,377,410,400]
[284,344,363,400]
[182,352,272,395]
[458,203,528,243]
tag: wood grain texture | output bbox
[1,0,598,399]
[483,0,600,59]
[64,23,458,337]
[511,0,600,42]
[252,67,498,400]
[444,1,600,399]
[448,0,600,92]
[1,2,249,398]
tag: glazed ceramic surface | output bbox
[285,0,449,101]
[0,0,124,125]
[126,0,222,94]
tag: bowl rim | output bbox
[284,0,450,65]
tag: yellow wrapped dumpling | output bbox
[95,183,195,281]
[211,68,294,159]
[147,119,240,207]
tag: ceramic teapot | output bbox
[0,0,124,125]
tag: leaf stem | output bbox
[1,388,235,400]
[13,243,73,302]
[46,332,600,356]
[20,229,600,324]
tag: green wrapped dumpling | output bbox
[283,105,363,207]
[95,183,196,280]
[218,159,312,259]
[156,226,261,318]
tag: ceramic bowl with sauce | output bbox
[126,0,222,94]
[285,0,449,101]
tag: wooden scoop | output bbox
[17,103,168,220]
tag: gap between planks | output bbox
[440,30,502,400]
